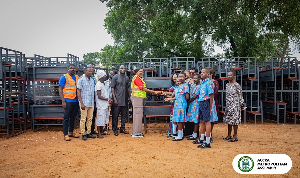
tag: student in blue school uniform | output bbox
[164,72,189,141]
[197,68,214,148]
[186,74,201,140]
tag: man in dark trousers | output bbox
[58,64,80,141]
[111,65,130,136]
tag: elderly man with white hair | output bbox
[95,70,112,138]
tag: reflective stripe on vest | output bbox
[130,75,146,98]
[63,73,79,99]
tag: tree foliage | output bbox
[99,0,300,62]
[100,0,206,63]
[83,52,101,66]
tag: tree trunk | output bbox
[229,36,238,57]
[280,41,289,63]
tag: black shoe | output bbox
[192,139,205,144]
[82,135,87,141]
[120,129,129,134]
[187,136,197,140]
[114,130,119,136]
[198,142,211,148]
[103,127,107,132]
[185,134,193,138]
[91,131,98,134]
[210,137,213,143]
[87,134,96,139]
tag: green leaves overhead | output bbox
[83,52,101,66]
[99,0,299,62]
[100,0,205,63]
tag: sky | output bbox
[0,0,114,60]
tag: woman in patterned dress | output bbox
[223,71,244,142]
[164,72,189,141]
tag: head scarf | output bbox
[96,70,106,79]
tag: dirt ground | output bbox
[0,123,299,178]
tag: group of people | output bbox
[58,63,245,148]
[164,68,245,148]
[58,64,161,141]
[59,64,131,141]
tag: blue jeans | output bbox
[63,102,79,135]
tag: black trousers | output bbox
[63,102,79,135]
[112,106,127,131]
[91,108,96,131]
[184,122,195,136]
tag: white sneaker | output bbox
[131,134,144,138]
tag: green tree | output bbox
[100,0,206,61]
[83,52,101,66]
[100,0,300,62]
[243,0,300,61]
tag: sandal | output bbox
[101,132,110,135]
[97,134,104,139]
[64,135,71,141]
[223,136,232,140]
[228,136,238,142]
[69,133,79,138]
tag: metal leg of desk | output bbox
[243,110,246,124]
[277,104,286,124]
[277,105,279,125]
[284,105,286,124]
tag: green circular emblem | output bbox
[238,156,254,172]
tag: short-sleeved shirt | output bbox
[175,83,189,101]
[95,82,109,109]
[198,78,214,101]
[111,74,129,106]
[104,79,112,98]
[59,75,78,102]
[173,83,189,122]
[81,74,97,85]
[77,76,95,107]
